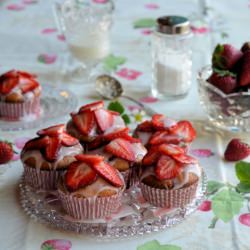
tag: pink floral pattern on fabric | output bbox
[190,149,214,158]
[191,26,211,34]
[145,3,159,9]
[141,29,153,35]
[14,137,30,150]
[6,4,25,11]
[92,0,108,3]
[57,34,66,41]
[41,239,72,250]
[198,200,212,212]
[12,153,20,161]
[41,28,57,34]
[239,214,250,227]
[38,54,57,64]
[116,68,142,80]
[139,96,158,103]
[127,105,142,112]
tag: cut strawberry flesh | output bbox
[91,161,124,187]
[87,136,104,150]
[137,120,154,132]
[20,78,39,94]
[155,155,180,180]
[0,76,19,95]
[172,154,198,164]
[104,138,135,161]
[44,137,61,162]
[71,111,95,135]
[122,134,141,143]
[152,114,165,130]
[75,154,104,165]
[65,161,97,191]
[103,127,129,141]
[170,120,196,143]
[37,124,65,136]
[149,131,181,145]
[142,146,160,166]
[94,109,114,132]
[18,70,36,78]
[61,132,79,146]
[79,100,104,112]
[159,143,185,156]
[23,136,50,151]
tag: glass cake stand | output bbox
[19,171,207,239]
[0,84,77,131]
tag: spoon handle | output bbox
[122,95,156,116]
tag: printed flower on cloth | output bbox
[41,239,72,250]
[38,54,57,64]
[6,4,25,11]
[116,68,142,80]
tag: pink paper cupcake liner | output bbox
[0,96,40,120]
[140,180,198,208]
[58,189,123,220]
[121,165,140,188]
[23,164,65,190]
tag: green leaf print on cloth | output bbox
[212,189,244,222]
[133,18,156,28]
[103,54,126,71]
[137,240,182,250]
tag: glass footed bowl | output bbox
[197,66,250,133]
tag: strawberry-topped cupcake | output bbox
[21,124,83,190]
[134,114,196,149]
[66,101,126,150]
[0,70,41,120]
[58,154,125,220]
[140,143,201,208]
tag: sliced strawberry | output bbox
[152,114,165,130]
[37,124,65,136]
[87,136,104,150]
[142,146,160,166]
[137,120,154,132]
[103,127,129,141]
[149,131,181,145]
[61,132,79,146]
[79,100,104,112]
[108,110,120,116]
[122,134,141,143]
[155,155,180,180]
[159,144,185,156]
[71,111,95,135]
[0,76,18,95]
[23,136,50,151]
[172,154,198,164]
[94,109,114,132]
[90,161,124,187]
[65,161,97,191]
[170,121,196,143]
[20,78,39,94]
[18,71,36,79]
[75,154,104,165]
[104,138,135,161]
[44,137,61,162]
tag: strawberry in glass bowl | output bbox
[197,43,250,132]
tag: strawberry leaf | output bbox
[207,180,224,195]
[103,54,126,72]
[213,68,236,77]
[133,18,156,28]
[211,189,244,223]
[108,100,125,114]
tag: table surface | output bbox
[0,0,250,249]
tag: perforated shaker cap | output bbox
[157,15,190,35]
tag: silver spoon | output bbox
[95,75,156,116]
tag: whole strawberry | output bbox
[238,51,250,86]
[0,141,14,164]
[224,138,250,161]
[207,70,237,94]
[212,44,243,70]
[241,42,250,53]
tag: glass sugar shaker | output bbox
[151,16,193,99]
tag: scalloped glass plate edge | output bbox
[19,170,207,240]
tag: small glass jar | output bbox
[151,16,193,99]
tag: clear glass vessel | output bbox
[151,16,193,99]
[197,66,250,132]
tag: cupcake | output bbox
[21,124,83,190]
[0,70,41,120]
[66,100,126,150]
[134,114,196,149]
[58,154,125,220]
[140,143,201,208]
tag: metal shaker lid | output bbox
[157,16,190,35]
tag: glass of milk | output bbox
[54,0,113,81]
